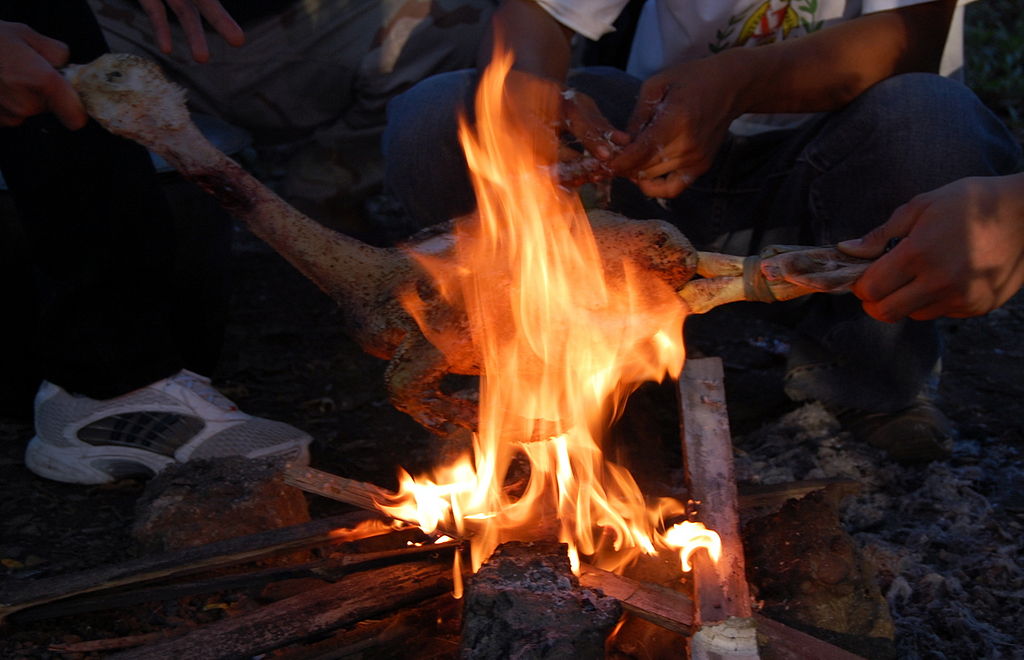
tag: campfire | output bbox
[0,42,904,660]
[382,43,720,587]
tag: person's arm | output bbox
[613,0,958,198]
[839,173,1024,321]
[0,20,86,129]
[136,0,244,63]
[478,0,631,163]
[480,0,573,82]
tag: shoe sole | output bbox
[25,436,312,485]
[24,436,174,485]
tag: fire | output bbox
[384,41,720,587]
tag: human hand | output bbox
[0,21,86,129]
[137,0,244,63]
[839,174,1024,322]
[609,57,744,198]
[560,88,630,160]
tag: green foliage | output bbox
[965,0,1024,142]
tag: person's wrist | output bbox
[715,47,766,119]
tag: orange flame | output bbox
[385,42,719,584]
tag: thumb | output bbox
[837,199,923,258]
[22,29,70,68]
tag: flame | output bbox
[386,41,720,583]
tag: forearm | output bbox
[478,0,574,83]
[723,0,957,116]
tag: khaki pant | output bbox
[88,0,497,206]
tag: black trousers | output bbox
[0,0,230,413]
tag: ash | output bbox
[734,401,1024,659]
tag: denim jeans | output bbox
[383,67,1022,413]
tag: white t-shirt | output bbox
[536,0,971,134]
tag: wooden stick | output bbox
[283,466,395,512]
[738,478,861,513]
[13,540,458,624]
[0,509,384,624]
[111,560,453,660]
[679,357,759,658]
[579,564,864,658]
[754,614,867,660]
[579,563,693,636]
[283,465,466,540]
[48,630,184,654]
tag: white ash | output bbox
[734,402,1024,659]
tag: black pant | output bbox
[0,0,230,413]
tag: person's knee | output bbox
[383,69,478,229]
[850,73,1019,170]
[567,66,642,129]
[383,70,474,161]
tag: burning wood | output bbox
[460,540,621,658]
[1,469,870,658]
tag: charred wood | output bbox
[110,560,453,660]
[460,540,621,659]
[0,510,384,623]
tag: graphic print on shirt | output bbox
[709,0,824,53]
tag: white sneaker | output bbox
[25,370,312,484]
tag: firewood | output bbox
[110,560,453,660]
[754,614,868,660]
[737,478,861,513]
[0,510,384,624]
[47,630,184,654]
[460,540,621,659]
[11,540,458,624]
[283,466,395,513]
[679,357,759,658]
[578,563,694,635]
[268,594,462,660]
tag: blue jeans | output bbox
[383,68,1022,413]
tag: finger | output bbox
[138,0,173,54]
[611,83,667,172]
[612,127,696,180]
[195,0,245,47]
[636,156,685,180]
[851,249,916,303]
[21,29,70,68]
[863,276,947,323]
[636,170,694,199]
[838,197,926,258]
[43,75,88,129]
[167,0,211,62]
[609,136,657,176]
[626,81,666,137]
[562,92,627,161]
[0,109,27,128]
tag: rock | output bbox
[132,456,310,559]
[743,485,896,658]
